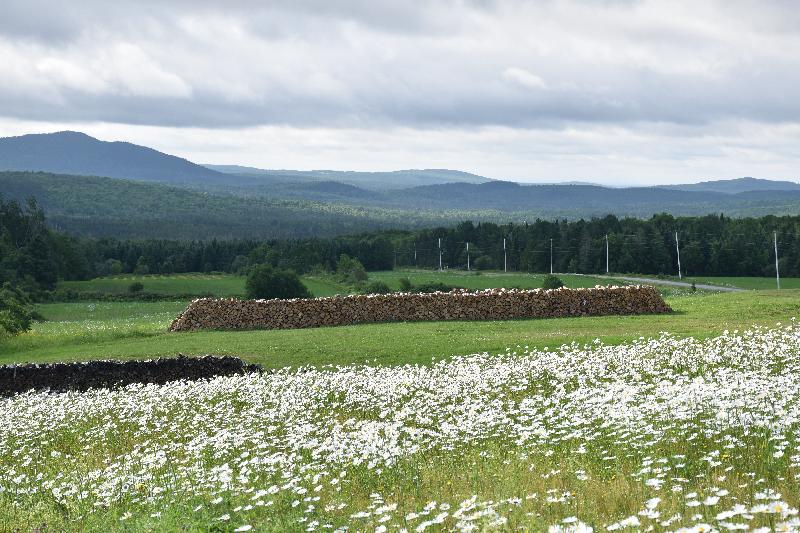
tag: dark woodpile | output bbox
[170,286,671,332]
[0,355,262,396]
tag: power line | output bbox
[774,231,781,290]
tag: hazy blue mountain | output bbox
[0,131,492,192]
[661,177,800,194]
[0,131,229,185]
[3,131,800,240]
[205,165,492,190]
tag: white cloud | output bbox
[503,67,547,90]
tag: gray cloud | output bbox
[0,0,799,184]
[0,0,798,129]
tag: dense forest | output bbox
[3,196,800,297]
[7,170,800,241]
[397,215,798,277]
[0,171,461,239]
[58,214,800,280]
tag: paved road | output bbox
[605,275,744,292]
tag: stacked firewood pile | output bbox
[0,355,262,396]
[169,286,671,332]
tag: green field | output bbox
[617,273,799,290]
[686,275,798,290]
[2,290,797,369]
[5,275,800,532]
[369,270,626,290]
[10,271,793,370]
[57,270,627,299]
[60,273,248,296]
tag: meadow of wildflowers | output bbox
[1,321,799,531]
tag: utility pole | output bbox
[438,238,442,271]
[605,234,609,274]
[503,238,507,272]
[774,231,781,290]
[675,231,682,280]
[466,242,470,271]
[550,238,553,274]
[393,248,397,270]
[413,243,417,268]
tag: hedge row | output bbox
[0,355,262,396]
[41,289,215,303]
[170,286,671,332]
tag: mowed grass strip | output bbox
[685,275,800,290]
[369,270,626,290]
[611,273,800,290]
[3,290,799,368]
[59,273,248,296]
[57,270,630,299]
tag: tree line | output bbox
[3,196,800,297]
[398,214,799,277]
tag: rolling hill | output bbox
[0,131,228,185]
[0,171,464,239]
[2,131,800,239]
[204,166,492,191]
[661,177,800,194]
[0,131,492,192]
[4,170,800,239]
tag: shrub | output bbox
[128,281,144,293]
[398,277,413,292]
[246,265,311,300]
[362,281,392,295]
[336,254,368,284]
[542,274,565,290]
[230,255,250,275]
[0,283,39,336]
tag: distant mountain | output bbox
[0,171,460,239]
[389,181,730,211]
[4,170,800,240]
[661,177,800,194]
[0,131,492,193]
[0,131,228,185]
[3,131,800,239]
[204,165,492,190]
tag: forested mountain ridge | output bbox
[4,170,800,239]
[660,177,800,194]
[204,166,493,190]
[2,131,800,240]
[0,131,492,192]
[4,193,800,295]
[0,131,228,185]
[0,171,465,239]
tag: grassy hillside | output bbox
[3,288,798,367]
[5,274,800,532]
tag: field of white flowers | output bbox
[1,322,799,532]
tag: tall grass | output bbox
[1,325,799,531]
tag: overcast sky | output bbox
[1,0,799,185]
